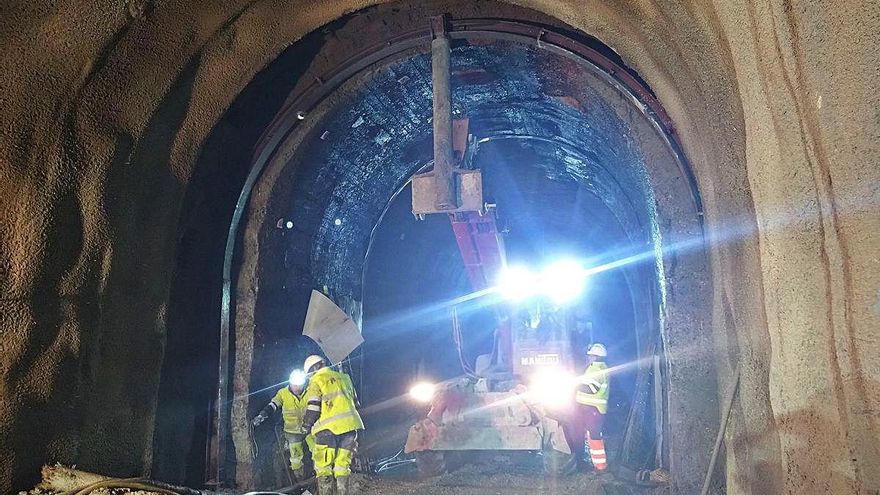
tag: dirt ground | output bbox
[355,473,605,495]
[18,459,662,495]
[350,453,650,495]
[354,473,606,495]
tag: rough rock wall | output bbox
[0,1,371,491]
[709,2,880,492]
[0,0,877,494]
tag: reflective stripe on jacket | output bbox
[575,361,610,414]
[305,367,364,435]
[272,386,308,434]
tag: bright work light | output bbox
[529,367,577,408]
[498,259,588,304]
[289,369,306,387]
[540,259,588,304]
[498,266,539,301]
[409,382,437,403]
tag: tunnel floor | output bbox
[340,455,638,495]
[20,457,668,495]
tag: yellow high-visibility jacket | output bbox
[575,361,610,414]
[304,367,364,435]
[271,386,309,434]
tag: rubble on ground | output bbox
[19,465,188,495]
[23,458,669,495]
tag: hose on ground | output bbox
[372,447,416,474]
[60,476,207,495]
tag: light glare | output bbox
[498,259,587,304]
[529,368,577,408]
[498,266,539,301]
[409,382,437,403]
[289,369,306,387]
[540,259,587,304]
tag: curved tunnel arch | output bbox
[3,0,877,494]
[219,4,713,490]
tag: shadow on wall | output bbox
[71,52,200,478]
[1,52,200,494]
[150,13,332,487]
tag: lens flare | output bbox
[529,368,577,408]
[409,382,437,403]
[289,369,306,387]
[498,259,587,304]
[540,259,587,304]
[498,266,539,301]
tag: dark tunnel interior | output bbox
[240,40,667,484]
[153,3,696,488]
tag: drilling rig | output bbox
[402,16,591,476]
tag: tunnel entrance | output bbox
[151,1,715,492]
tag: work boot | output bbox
[293,468,308,483]
[316,476,336,495]
[335,476,351,495]
[293,468,313,494]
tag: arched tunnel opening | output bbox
[4,0,878,494]
[151,2,713,492]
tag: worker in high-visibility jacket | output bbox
[575,343,610,471]
[252,368,315,481]
[302,355,364,495]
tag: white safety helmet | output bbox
[303,354,326,373]
[587,343,608,358]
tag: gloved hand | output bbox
[251,413,267,427]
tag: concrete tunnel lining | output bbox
[224,8,713,491]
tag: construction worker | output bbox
[252,368,314,482]
[302,355,364,495]
[574,343,610,471]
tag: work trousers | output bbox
[284,432,315,472]
[574,405,607,470]
[313,430,357,479]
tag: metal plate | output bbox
[412,169,484,215]
[302,290,363,364]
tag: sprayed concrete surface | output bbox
[0,0,878,494]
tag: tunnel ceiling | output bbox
[275,40,660,302]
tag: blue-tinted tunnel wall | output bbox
[263,41,660,463]
[276,41,656,315]
[152,1,710,489]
